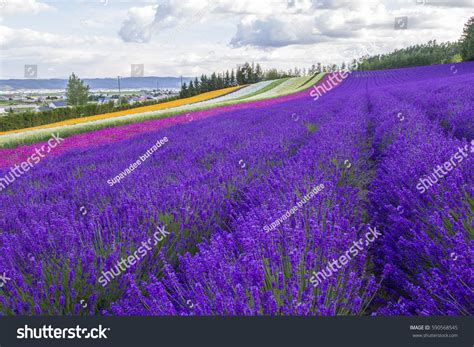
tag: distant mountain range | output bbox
[0,77,194,91]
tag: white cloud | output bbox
[116,0,472,48]
[0,0,55,16]
[118,4,158,43]
[417,0,473,7]
[0,25,113,48]
[118,0,215,43]
[0,0,472,78]
[231,15,327,48]
[229,1,472,48]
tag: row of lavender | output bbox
[341,63,473,314]
[367,82,473,315]
[0,63,472,315]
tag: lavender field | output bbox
[0,63,473,316]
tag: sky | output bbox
[0,0,473,79]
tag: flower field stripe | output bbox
[158,80,279,110]
[241,77,302,100]
[0,74,332,164]
[242,73,325,101]
[184,84,248,105]
[297,73,325,90]
[230,78,289,100]
[0,86,241,137]
[0,75,326,147]
[193,80,277,105]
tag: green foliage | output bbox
[305,122,318,135]
[0,96,180,132]
[118,96,129,106]
[460,16,474,61]
[355,16,473,70]
[356,40,461,71]
[236,62,263,84]
[180,68,240,98]
[66,73,90,106]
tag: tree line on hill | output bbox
[353,16,473,71]
[354,41,461,71]
[179,62,320,98]
[460,16,474,61]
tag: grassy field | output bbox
[241,74,323,101]
[231,78,289,100]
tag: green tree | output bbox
[188,80,196,96]
[66,73,89,106]
[236,65,244,84]
[200,75,209,92]
[194,77,200,93]
[216,73,223,89]
[210,72,218,90]
[118,96,129,105]
[224,70,230,86]
[255,63,263,82]
[460,16,474,61]
[180,82,188,98]
[264,68,280,80]
[237,62,253,84]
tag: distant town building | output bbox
[35,106,52,112]
[99,97,119,105]
[48,101,67,108]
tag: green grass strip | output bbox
[232,78,289,101]
[297,73,320,89]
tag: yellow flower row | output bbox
[0,86,242,136]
